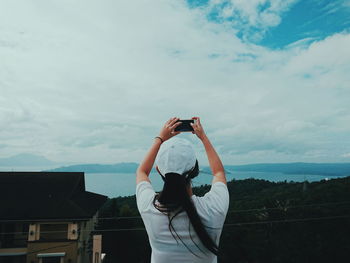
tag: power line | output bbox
[5,215,349,260]
[1,214,350,235]
[26,242,76,256]
[223,214,350,227]
[1,200,350,223]
[227,200,350,213]
[0,217,105,223]
[92,214,350,231]
[0,237,104,242]
[93,214,350,230]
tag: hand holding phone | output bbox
[190,117,206,140]
[174,119,195,132]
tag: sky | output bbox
[0,0,350,166]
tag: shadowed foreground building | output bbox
[0,172,108,263]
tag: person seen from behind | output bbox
[136,117,229,263]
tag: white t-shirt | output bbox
[136,181,229,263]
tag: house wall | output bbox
[25,218,100,263]
[0,247,27,254]
[26,241,78,263]
[0,223,28,248]
[26,222,79,263]
[1,217,101,263]
[77,214,99,263]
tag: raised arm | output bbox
[136,117,181,184]
[191,117,227,185]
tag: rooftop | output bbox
[0,172,108,221]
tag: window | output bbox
[40,224,68,240]
[37,253,65,263]
[42,257,61,263]
[0,223,15,248]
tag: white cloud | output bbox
[0,0,349,165]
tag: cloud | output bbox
[205,0,299,41]
[0,0,349,165]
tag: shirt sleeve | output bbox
[197,182,230,225]
[136,181,156,213]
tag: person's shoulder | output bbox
[202,181,229,198]
[136,181,156,213]
[136,180,153,191]
[194,182,229,216]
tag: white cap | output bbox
[155,137,197,176]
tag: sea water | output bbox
[84,171,345,198]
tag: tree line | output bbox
[96,176,350,263]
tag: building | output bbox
[0,172,108,263]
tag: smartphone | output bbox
[174,119,194,132]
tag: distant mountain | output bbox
[48,162,139,173]
[224,162,350,176]
[0,153,56,167]
[47,162,350,176]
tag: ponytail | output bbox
[155,164,219,256]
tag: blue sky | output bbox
[260,0,350,48]
[0,0,349,167]
[187,0,350,48]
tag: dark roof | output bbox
[0,172,108,221]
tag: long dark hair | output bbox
[154,160,219,256]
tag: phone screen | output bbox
[174,119,194,132]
